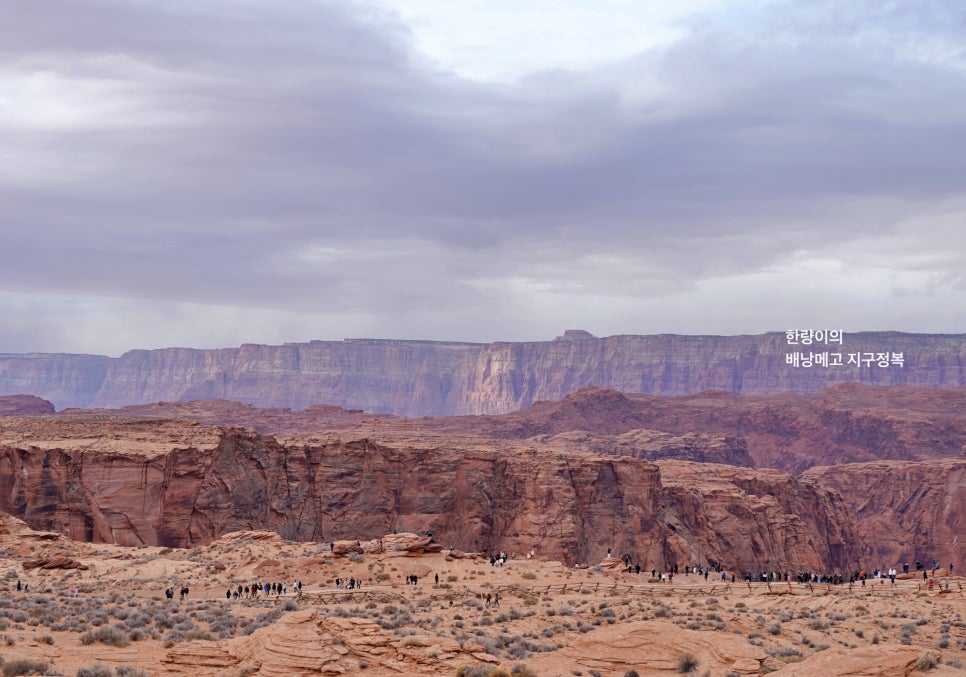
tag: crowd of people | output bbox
[223,581,303,600]
[601,550,957,589]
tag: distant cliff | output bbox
[1,331,964,415]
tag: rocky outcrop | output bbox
[431,384,966,472]
[0,394,55,416]
[530,429,754,466]
[0,422,858,571]
[775,645,940,677]
[22,556,88,570]
[1,331,964,414]
[163,609,500,676]
[802,460,966,568]
[525,620,766,676]
[0,510,61,542]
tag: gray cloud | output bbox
[2,0,966,354]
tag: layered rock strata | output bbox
[802,460,966,568]
[0,422,858,571]
[432,384,966,472]
[2,331,963,414]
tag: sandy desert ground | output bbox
[1,518,963,677]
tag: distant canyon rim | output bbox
[2,330,965,414]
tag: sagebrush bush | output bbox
[75,665,113,677]
[2,658,50,677]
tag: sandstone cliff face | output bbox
[0,394,55,416]
[1,331,964,414]
[803,460,966,569]
[0,353,109,410]
[0,423,858,571]
[658,461,858,573]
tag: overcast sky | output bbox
[3,0,965,355]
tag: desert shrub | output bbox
[624,672,640,677]
[241,609,283,636]
[677,653,698,673]
[185,629,215,641]
[75,666,113,677]
[115,669,150,677]
[81,625,131,647]
[510,666,537,677]
[915,654,939,671]
[348,552,364,563]
[455,666,492,677]
[767,623,781,635]
[521,572,536,580]
[2,659,49,676]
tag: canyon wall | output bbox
[1,331,965,414]
[0,427,859,571]
[802,460,966,569]
[0,353,109,411]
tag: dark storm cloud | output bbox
[2,0,966,352]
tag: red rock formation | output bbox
[0,422,859,572]
[431,384,966,472]
[0,394,55,416]
[1,331,964,414]
[531,429,754,466]
[163,609,501,676]
[802,460,966,569]
[66,382,966,472]
[0,510,61,542]
[22,556,88,570]
[658,461,859,573]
